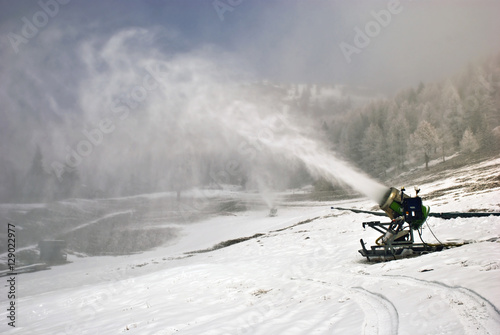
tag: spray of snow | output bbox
[213,101,389,203]
[55,31,388,205]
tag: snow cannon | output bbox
[378,187,429,230]
[358,186,440,261]
[332,186,500,261]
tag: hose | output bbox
[425,218,444,245]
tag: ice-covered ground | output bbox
[1,158,500,334]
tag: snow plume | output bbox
[2,27,387,203]
[213,100,389,202]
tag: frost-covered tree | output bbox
[460,128,480,153]
[410,120,439,170]
[436,123,455,162]
[361,123,386,176]
[316,54,500,173]
[387,104,410,170]
[440,80,461,111]
[440,81,465,149]
[464,69,497,146]
[399,101,418,133]
[337,114,366,164]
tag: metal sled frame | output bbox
[359,219,445,261]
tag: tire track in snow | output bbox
[303,278,399,335]
[351,287,399,335]
[384,275,500,334]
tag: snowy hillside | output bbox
[1,158,500,335]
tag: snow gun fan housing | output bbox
[359,187,436,261]
[378,187,429,230]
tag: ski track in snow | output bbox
[383,275,500,335]
[302,278,399,335]
[303,271,500,335]
[351,287,399,335]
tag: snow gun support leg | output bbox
[359,218,420,261]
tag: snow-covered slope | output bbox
[1,159,500,335]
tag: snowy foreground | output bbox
[2,160,500,335]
